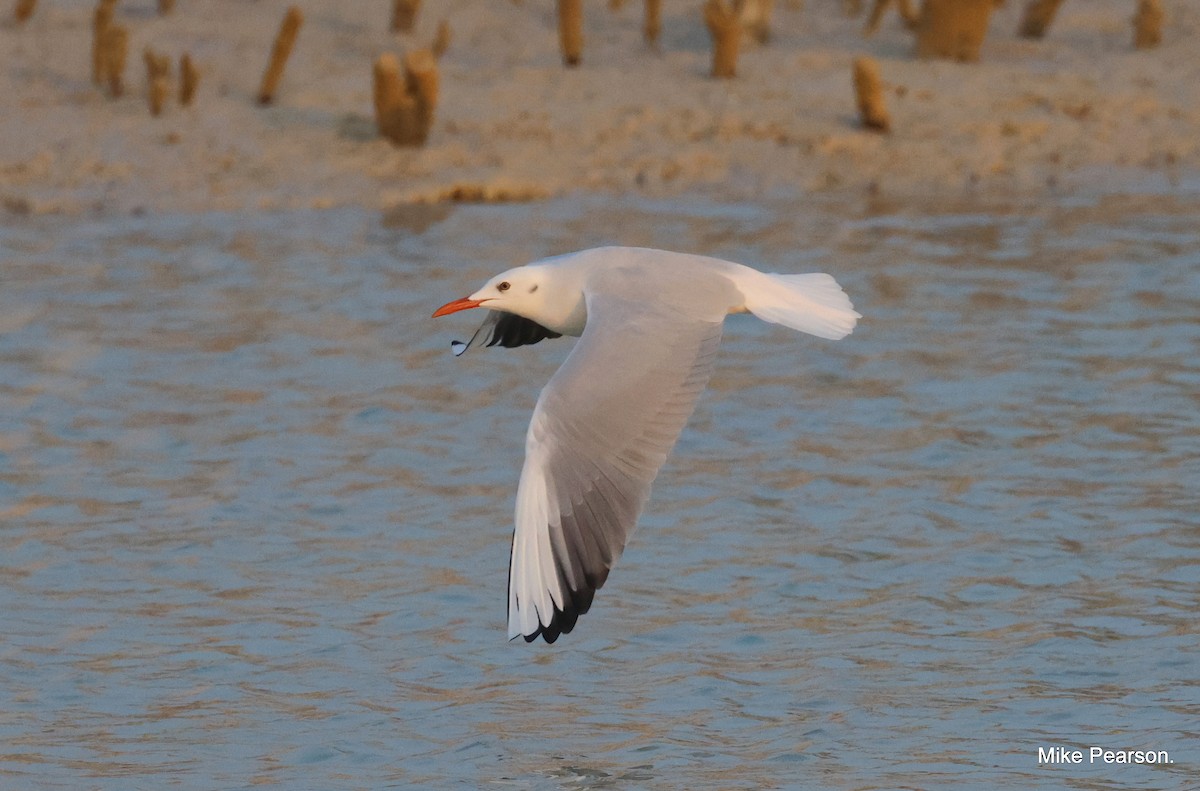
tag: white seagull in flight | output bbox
[433,247,860,643]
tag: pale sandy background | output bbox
[1,0,1198,214]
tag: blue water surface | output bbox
[1,192,1197,790]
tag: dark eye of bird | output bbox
[498,281,510,292]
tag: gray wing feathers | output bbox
[508,270,734,642]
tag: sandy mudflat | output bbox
[1,0,1197,215]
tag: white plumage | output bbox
[433,247,860,643]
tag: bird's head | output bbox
[432,266,549,321]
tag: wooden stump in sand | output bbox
[14,0,37,23]
[644,0,661,46]
[432,19,451,58]
[914,0,994,62]
[704,0,741,78]
[557,0,583,67]
[373,55,405,142]
[864,0,884,35]
[1133,0,1162,49]
[102,25,128,97]
[258,6,303,105]
[144,47,172,116]
[157,0,173,15]
[391,0,420,33]
[180,53,199,106]
[373,49,439,147]
[853,56,890,132]
[1018,0,1065,38]
[92,0,117,85]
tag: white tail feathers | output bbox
[735,269,861,340]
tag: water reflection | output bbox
[1,192,1197,789]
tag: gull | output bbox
[433,247,860,643]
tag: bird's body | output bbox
[433,247,860,643]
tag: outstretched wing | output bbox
[507,264,738,642]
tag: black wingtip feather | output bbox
[521,584,595,643]
[510,503,612,644]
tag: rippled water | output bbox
[2,192,1197,790]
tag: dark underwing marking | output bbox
[486,312,562,349]
[451,311,562,357]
